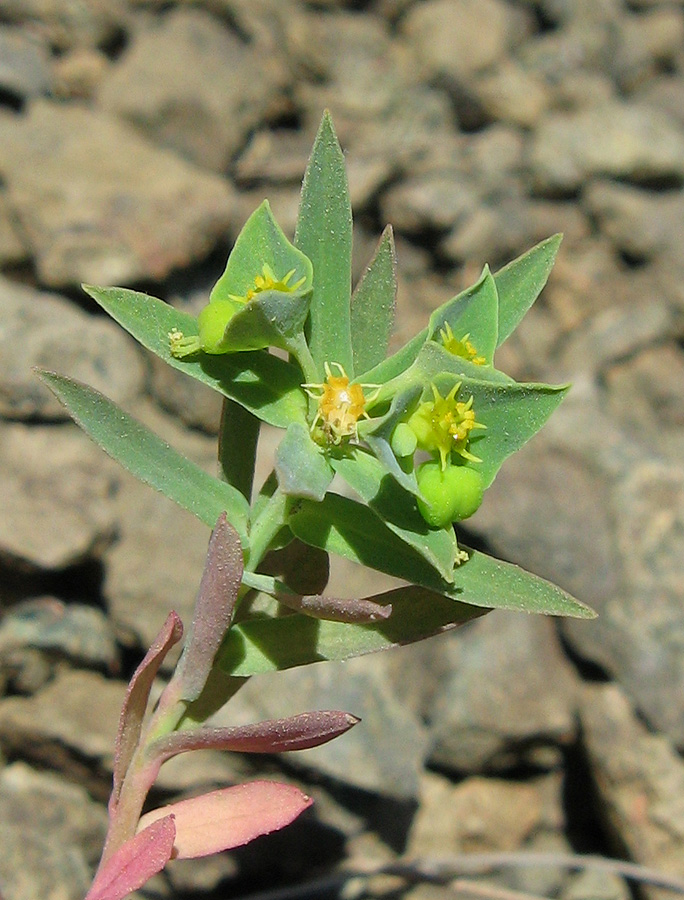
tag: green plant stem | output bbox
[284,331,319,384]
[218,398,260,502]
[246,486,289,572]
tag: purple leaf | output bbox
[174,513,243,702]
[112,612,183,807]
[276,591,392,623]
[138,782,312,858]
[85,816,176,900]
[150,710,360,760]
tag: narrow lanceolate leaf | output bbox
[351,225,397,376]
[174,514,244,702]
[288,493,595,619]
[210,200,313,304]
[85,817,176,900]
[138,782,312,858]
[275,590,392,623]
[112,612,183,809]
[82,285,307,429]
[295,111,353,376]
[150,711,360,760]
[219,585,486,676]
[494,233,562,347]
[38,371,249,543]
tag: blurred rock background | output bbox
[2,0,684,898]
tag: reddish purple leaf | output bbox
[112,612,183,806]
[150,710,360,759]
[174,513,243,702]
[85,816,176,900]
[138,781,312,858]
[276,591,392,623]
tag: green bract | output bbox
[39,111,595,720]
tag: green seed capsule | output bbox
[197,299,242,353]
[391,422,418,458]
[416,460,484,528]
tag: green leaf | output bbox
[329,452,459,581]
[210,200,313,304]
[295,111,353,376]
[494,233,562,347]
[288,493,595,619]
[361,327,428,386]
[427,265,498,364]
[213,288,310,353]
[37,371,249,544]
[351,225,396,376]
[83,285,306,429]
[218,585,487,676]
[275,423,334,501]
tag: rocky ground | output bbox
[2,0,684,899]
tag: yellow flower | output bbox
[229,264,305,304]
[407,382,486,469]
[439,323,485,365]
[303,363,379,445]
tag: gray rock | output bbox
[427,612,580,773]
[471,61,550,128]
[103,400,218,649]
[381,173,477,234]
[293,12,414,120]
[217,651,429,801]
[0,597,118,672]
[584,180,684,266]
[0,27,51,100]
[0,668,124,769]
[0,276,146,421]
[0,422,118,570]
[562,869,630,900]
[530,102,684,193]
[611,8,684,91]
[0,762,107,900]
[401,0,529,81]
[580,683,684,898]
[407,770,565,857]
[0,0,128,50]
[97,8,288,171]
[0,190,28,265]
[0,100,236,286]
[637,74,684,130]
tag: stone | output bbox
[401,0,527,81]
[0,276,146,421]
[562,868,630,900]
[0,762,108,900]
[0,668,124,770]
[0,26,51,101]
[407,770,555,857]
[97,8,288,171]
[584,180,684,266]
[0,597,118,673]
[215,650,429,801]
[103,400,218,649]
[0,100,236,286]
[427,612,579,773]
[0,0,128,50]
[530,102,684,193]
[472,61,550,128]
[52,47,110,100]
[580,684,684,900]
[611,8,684,91]
[638,75,684,130]
[0,422,118,570]
[381,173,477,234]
[0,190,28,265]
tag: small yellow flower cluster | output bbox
[439,323,485,365]
[406,382,486,469]
[229,264,305,304]
[303,363,379,445]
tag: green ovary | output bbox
[416,461,484,528]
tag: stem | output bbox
[218,398,260,502]
[246,486,289,572]
[284,331,319,384]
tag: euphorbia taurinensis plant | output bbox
[38,112,595,899]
